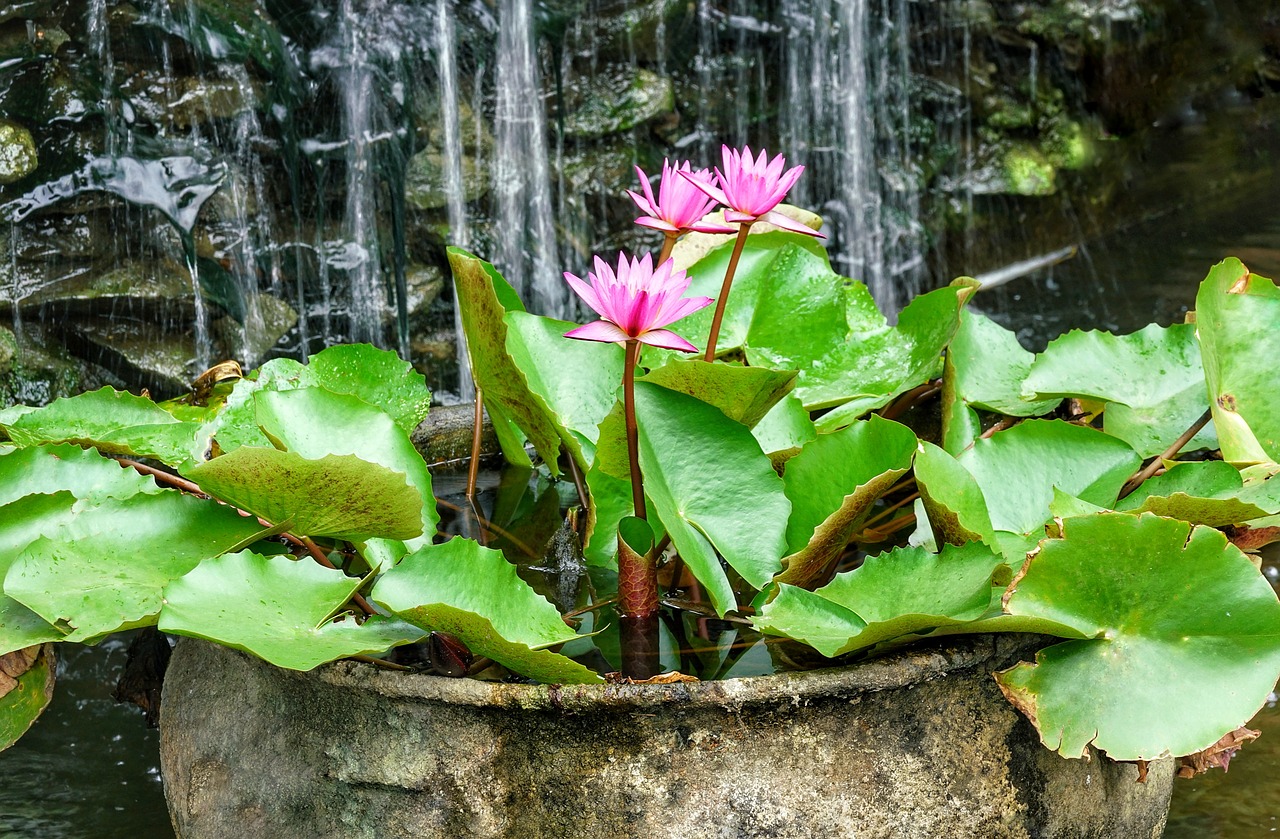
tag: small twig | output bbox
[861,492,920,529]
[349,654,413,671]
[881,381,941,421]
[562,597,618,620]
[1119,408,1213,500]
[564,446,589,514]
[854,511,917,543]
[466,385,484,500]
[299,536,376,616]
[435,498,537,557]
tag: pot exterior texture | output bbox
[160,635,1172,839]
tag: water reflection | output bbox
[0,637,172,839]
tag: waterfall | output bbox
[437,0,475,401]
[494,0,563,320]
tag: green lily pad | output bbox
[1113,461,1280,527]
[775,416,917,588]
[631,382,790,614]
[1195,259,1280,466]
[751,394,817,463]
[449,248,561,472]
[503,311,624,468]
[249,387,437,550]
[1023,323,1214,457]
[187,448,424,541]
[997,512,1280,761]
[641,357,796,429]
[0,644,54,753]
[941,312,1060,453]
[0,387,200,467]
[669,231,831,357]
[304,344,432,434]
[755,542,1007,657]
[160,551,425,670]
[956,419,1140,536]
[0,443,164,507]
[808,280,977,429]
[914,440,998,549]
[371,538,602,684]
[4,492,266,642]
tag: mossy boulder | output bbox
[0,120,38,185]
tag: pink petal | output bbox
[626,187,658,218]
[680,168,730,207]
[564,271,605,315]
[653,294,714,328]
[724,210,758,225]
[635,215,680,233]
[638,329,700,353]
[565,320,630,344]
[761,210,826,238]
[635,165,659,210]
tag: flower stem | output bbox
[658,231,678,265]
[703,222,752,361]
[624,338,645,519]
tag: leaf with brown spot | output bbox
[0,644,55,752]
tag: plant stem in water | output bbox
[1119,407,1213,499]
[703,222,752,361]
[466,385,484,500]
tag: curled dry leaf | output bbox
[605,671,700,685]
[1224,524,1280,553]
[1176,726,1261,778]
[0,646,42,697]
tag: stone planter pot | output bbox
[159,635,1173,838]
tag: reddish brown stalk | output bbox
[466,385,484,500]
[658,231,678,264]
[702,222,753,361]
[118,458,207,497]
[1119,407,1213,500]
[299,536,375,616]
[881,381,941,421]
[855,511,917,543]
[564,446,589,514]
[624,339,645,519]
[861,492,921,529]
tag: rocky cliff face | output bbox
[0,0,1276,400]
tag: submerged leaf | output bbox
[0,644,54,752]
[997,513,1280,761]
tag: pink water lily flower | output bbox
[563,253,712,352]
[682,144,825,238]
[627,160,736,235]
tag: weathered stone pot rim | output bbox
[292,632,1046,713]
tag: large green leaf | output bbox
[1195,258,1280,466]
[449,248,561,472]
[159,551,425,670]
[187,448,424,541]
[303,344,432,434]
[0,443,165,506]
[751,394,816,463]
[808,281,978,429]
[631,382,790,614]
[1115,461,1280,527]
[371,538,602,684]
[668,231,831,356]
[775,416,916,587]
[997,513,1280,761]
[1023,323,1214,457]
[641,357,796,429]
[955,420,1140,537]
[0,388,199,467]
[4,492,266,641]
[913,440,998,549]
[247,387,437,549]
[196,345,432,458]
[941,312,1060,453]
[503,311,624,468]
[0,645,55,752]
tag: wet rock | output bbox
[560,0,693,64]
[0,1,56,26]
[0,324,111,407]
[1001,144,1057,196]
[401,263,444,332]
[120,72,261,130]
[212,292,297,366]
[70,316,198,396]
[0,119,38,184]
[20,259,197,320]
[562,66,674,139]
[404,150,488,211]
